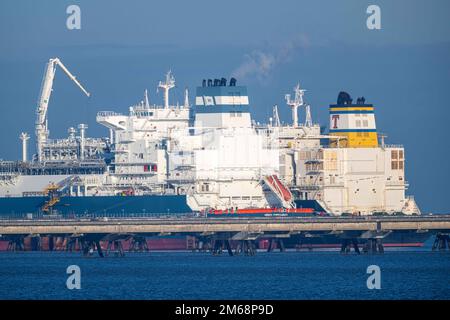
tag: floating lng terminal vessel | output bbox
[0,57,428,250]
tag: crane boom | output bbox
[35,58,90,162]
[53,59,90,97]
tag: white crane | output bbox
[35,58,90,162]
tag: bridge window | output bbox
[391,150,404,170]
[391,161,398,170]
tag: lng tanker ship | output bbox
[0,58,426,249]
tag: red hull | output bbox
[0,238,427,252]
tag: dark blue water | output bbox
[0,250,448,300]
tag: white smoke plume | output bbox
[231,34,310,83]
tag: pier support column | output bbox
[80,240,91,256]
[376,239,384,253]
[340,239,351,254]
[225,240,233,256]
[30,236,41,251]
[48,236,54,251]
[80,239,104,258]
[106,240,125,257]
[242,240,256,256]
[212,239,223,255]
[95,240,104,258]
[234,241,242,255]
[267,239,274,252]
[66,237,78,252]
[352,239,361,254]
[340,239,361,254]
[278,239,285,252]
[7,236,25,252]
[267,238,285,252]
[363,239,384,254]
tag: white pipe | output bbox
[292,106,298,127]
[78,124,87,160]
[19,132,30,162]
[109,128,114,144]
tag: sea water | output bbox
[0,248,448,300]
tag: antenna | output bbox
[158,70,175,109]
[144,89,150,108]
[285,83,310,127]
[285,84,304,127]
[379,133,387,148]
[305,104,313,127]
[184,87,189,108]
[272,105,281,127]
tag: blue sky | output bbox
[0,0,449,213]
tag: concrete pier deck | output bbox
[1,215,449,236]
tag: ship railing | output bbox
[1,212,449,222]
[0,171,20,176]
[97,111,124,117]
[382,144,404,149]
[385,180,408,186]
[0,211,201,221]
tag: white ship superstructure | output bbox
[96,76,293,210]
[274,89,421,215]
[0,57,421,216]
[179,78,281,210]
[96,71,190,194]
